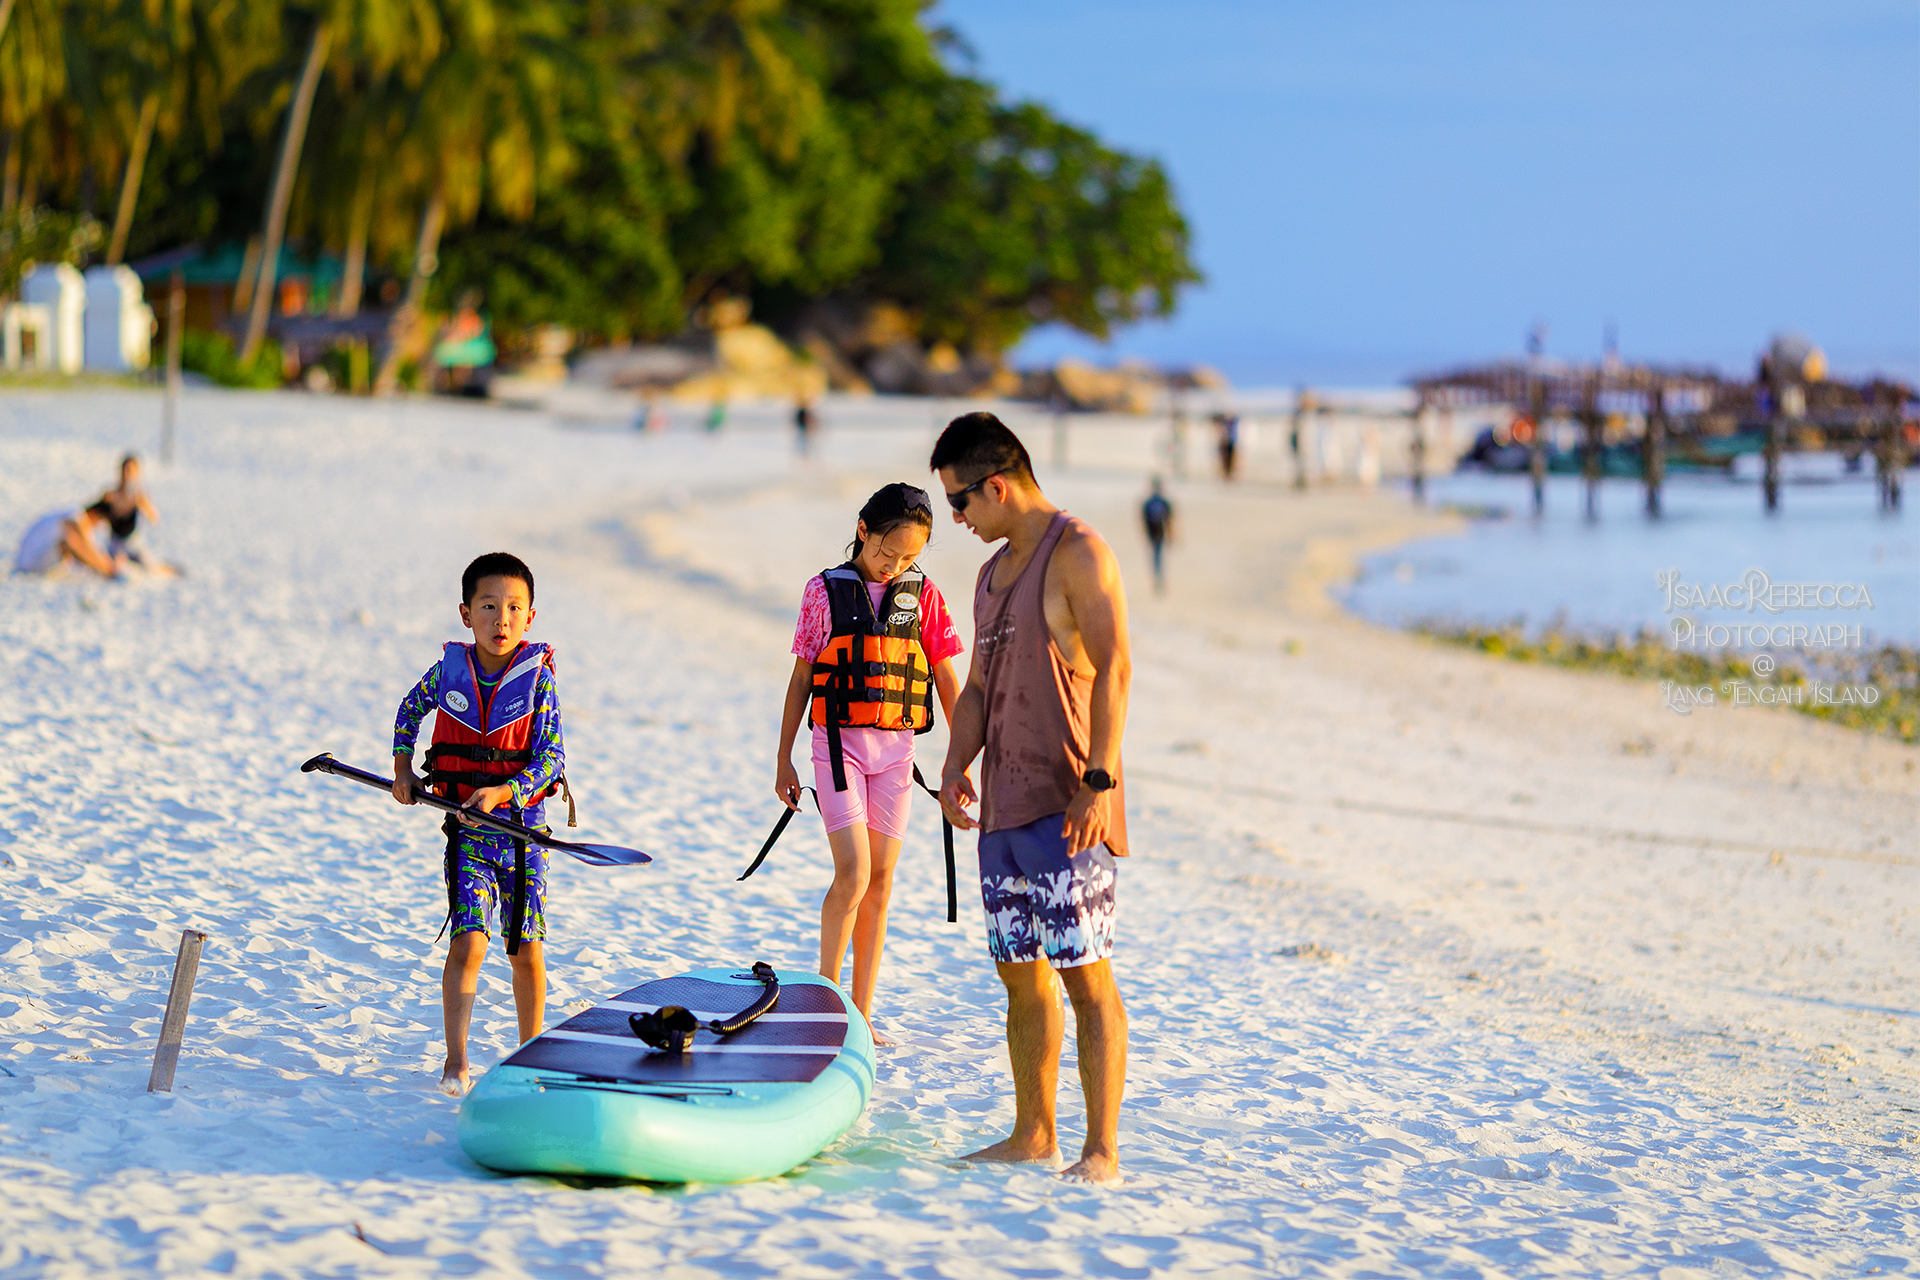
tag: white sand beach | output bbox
[2,389,1916,1277]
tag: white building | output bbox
[83,264,153,372]
[20,264,86,374]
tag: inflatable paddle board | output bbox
[457,967,875,1183]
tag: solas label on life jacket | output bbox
[445,690,470,713]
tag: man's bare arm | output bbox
[1057,530,1131,853]
[939,659,988,829]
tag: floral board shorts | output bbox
[448,828,549,943]
[977,812,1116,969]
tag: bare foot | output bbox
[870,1028,897,1048]
[438,1065,470,1097]
[1059,1152,1121,1185]
[961,1136,1059,1165]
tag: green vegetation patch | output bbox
[1419,622,1920,744]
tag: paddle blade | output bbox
[555,843,653,867]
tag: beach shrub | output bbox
[1419,622,1920,745]
[180,330,285,389]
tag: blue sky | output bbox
[932,0,1920,388]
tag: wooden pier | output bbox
[1408,354,1917,516]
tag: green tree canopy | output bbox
[3,0,1200,358]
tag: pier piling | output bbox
[1580,383,1602,521]
[1643,389,1666,517]
[1762,417,1782,512]
[1527,381,1547,515]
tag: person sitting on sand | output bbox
[391,553,569,1096]
[12,504,121,578]
[773,483,967,1045]
[91,453,164,567]
[932,412,1132,1185]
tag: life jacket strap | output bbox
[504,840,529,956]
[427,744,533,765]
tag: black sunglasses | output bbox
[945,470,1006,513]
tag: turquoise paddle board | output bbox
[457,967,875,1183]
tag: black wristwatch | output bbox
[1082,767,1117,793]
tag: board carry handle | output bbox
[299,752,653,866]
[630,961,781,1052]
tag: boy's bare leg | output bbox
[509,939,546,1045]
[1057,959,1127,1184]
[848,829,902,1044]
[963,960,1063,1165]
[818,825,871,988]
[441,931,487,1095]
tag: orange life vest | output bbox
[809,565,934,791]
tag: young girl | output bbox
[774,483,965,1041]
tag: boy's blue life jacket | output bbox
[422,640,571,956]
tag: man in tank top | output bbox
[930,411,1131,1185]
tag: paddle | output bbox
[300,753,653,866]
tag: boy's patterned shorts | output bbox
[977,813,1116,969]
[449,829,548,943]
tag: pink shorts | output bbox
[811,725,917,839]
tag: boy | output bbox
[391,552,567,1096]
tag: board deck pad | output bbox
[503,974,853,1085]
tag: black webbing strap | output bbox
[428,744,533,765]
[825,650,851,792]
[911,765,957,923]
[737,786,818,880]
[434,813,460,943]
[505,839,528,956]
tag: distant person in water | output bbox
[932,411,1132,1185]
[12,505,119,578]
[1141,477,1173,595]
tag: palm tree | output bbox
[241,0,443,361]
[0,0,67,212]
[371,0,576,394]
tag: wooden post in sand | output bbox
[147,929,209,1092]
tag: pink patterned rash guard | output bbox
[791,574,964,666]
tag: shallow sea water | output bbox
[1340,471,1920,646]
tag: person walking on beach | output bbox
[1141,477,1173,595]
[392,553,570,1096]
[931,411,1131,1185]
[1214,412,1240,479]
[794,399,816,455]
[772,484,967,1043]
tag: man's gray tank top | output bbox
[971,511,1128,854]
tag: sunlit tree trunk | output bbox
[241,21,331,363]
[372,184,445,397]
[332,177,371,316]
[2,130,18,213]
[105,92,159,265]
